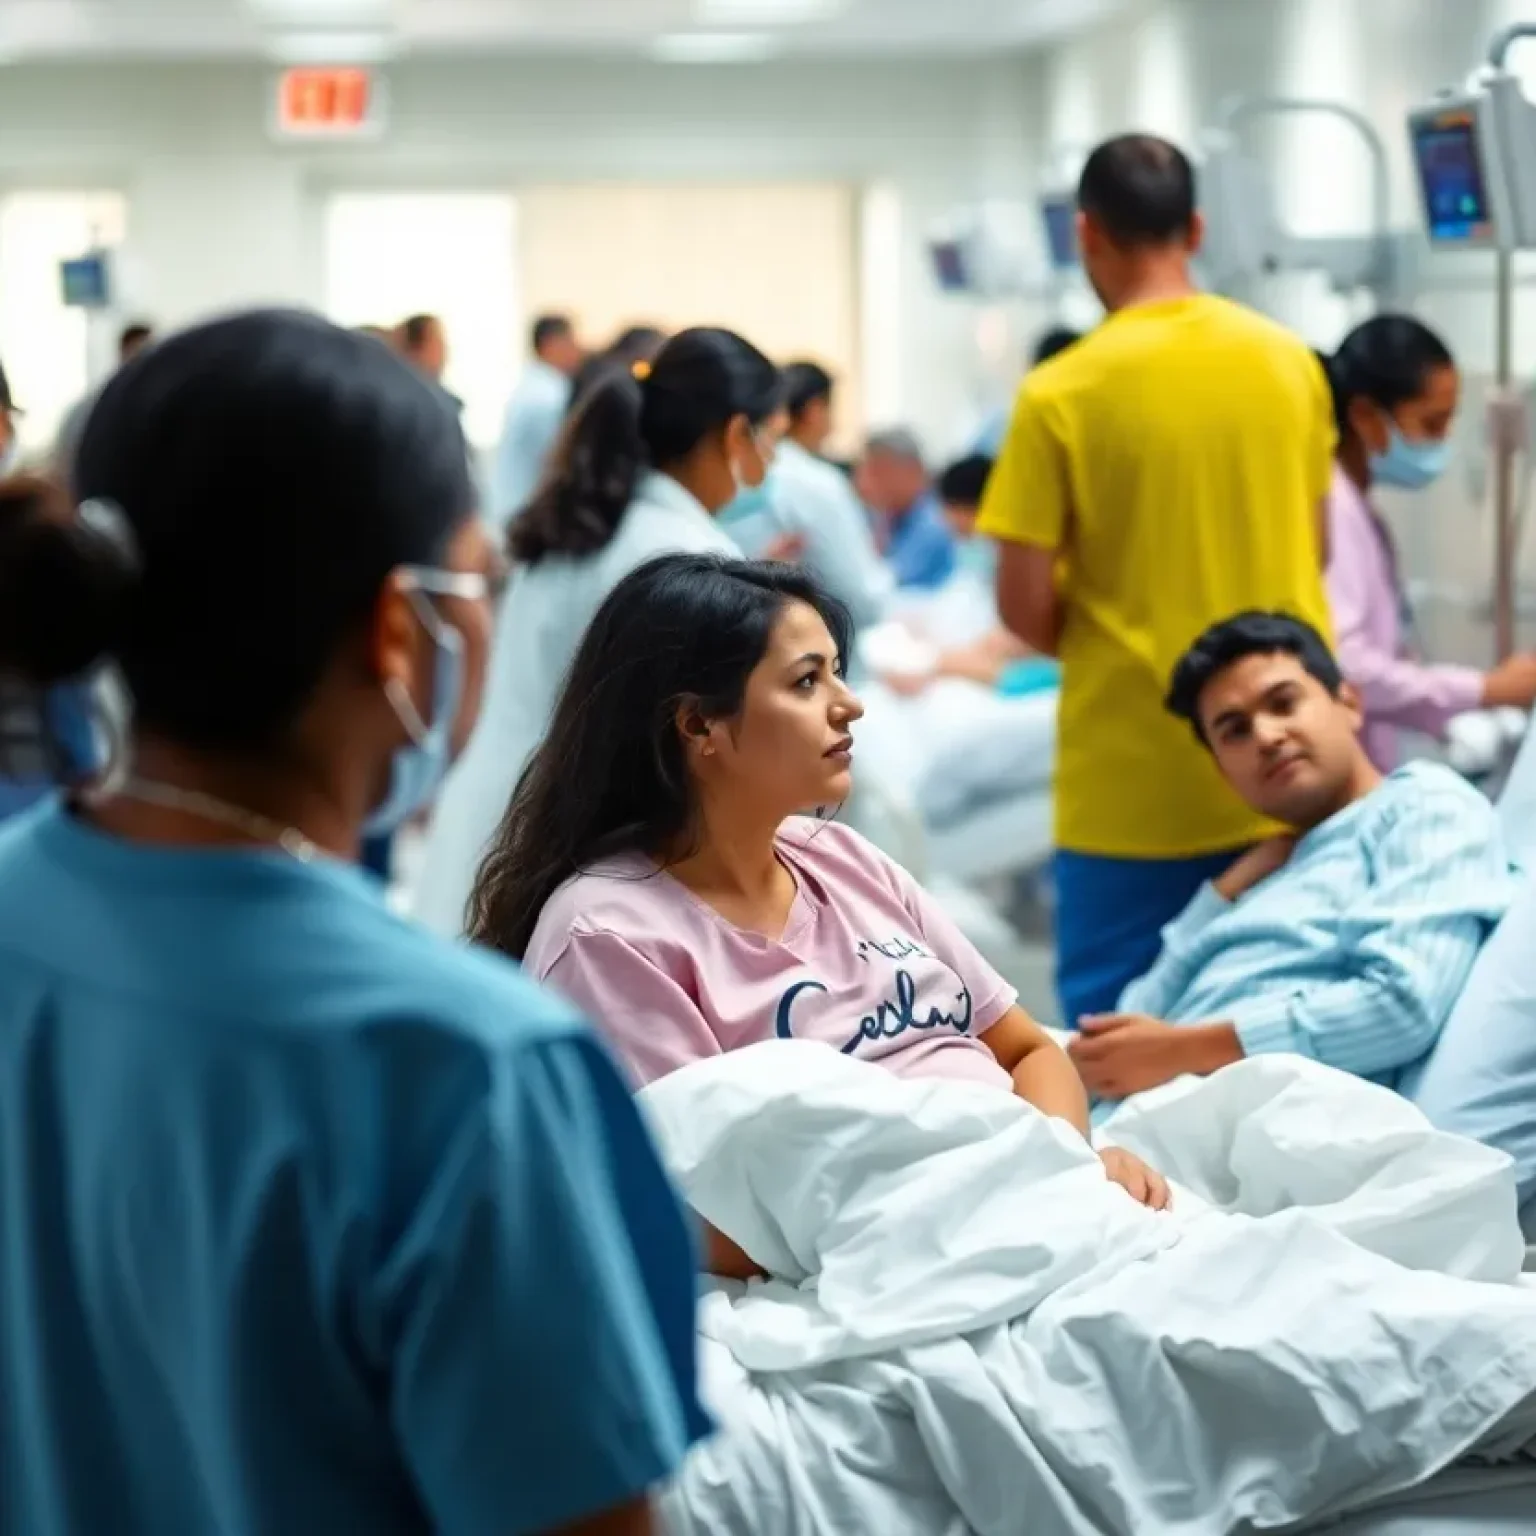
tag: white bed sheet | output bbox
[649,1048,1536,1536]
[1316,1464,1536,1532]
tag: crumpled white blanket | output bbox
[643,1044,1536,1535]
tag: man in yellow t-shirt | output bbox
[977,133,1335,1028]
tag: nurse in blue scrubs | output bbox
[0,311,706,1536]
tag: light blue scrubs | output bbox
[490,360,571,532]
[0,800,708,1536]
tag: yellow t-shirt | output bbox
[977,293,1336,859]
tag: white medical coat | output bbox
[415,472,740,937]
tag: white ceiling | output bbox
[0,0,1138,64]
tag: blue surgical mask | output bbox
[1370,425,1450,492]
[43,679,107,780]
[364,578,467,837]
[718,478,776,528]
[956,537,998,581]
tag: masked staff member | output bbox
[0,310,707,1536]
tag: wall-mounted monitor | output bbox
[1410,105,1497,247]
[1039,194,1078,271]
[929,237,971,294]
[59,253,111,310]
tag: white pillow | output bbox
[1405,875,1536,1213]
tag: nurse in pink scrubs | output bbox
[1322,315,1536,769]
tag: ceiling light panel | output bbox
[694,0,847,22]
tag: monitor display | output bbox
[59,254,110,310]
[930,238,970,293]
[1412,111,1495,244]
[1040,196,1078,270]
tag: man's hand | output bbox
[1213,835,1297,903]
[1482,652,1536,708]
[1098,1147,1172,1211]
[1068,1015,1242,1099]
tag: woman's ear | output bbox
[721,412,753,462]
[1347,395,1390,457]
[673,698,718,758]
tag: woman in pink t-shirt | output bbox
[469,553,1167,1263]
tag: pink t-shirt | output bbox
[525,819,1017,1092]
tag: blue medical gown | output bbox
[0,801,708,1536]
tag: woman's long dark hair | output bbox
[468,553,852,960]
[1318,314,1454,441]
[510,326,781,566]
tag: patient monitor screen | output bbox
[1413,111,1495,244]
[930,238,969,293]
[1041,197,1078,271]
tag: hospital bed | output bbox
[846,674,1055,888]
[652,1048,1536,1536]
[852,584,1060,890]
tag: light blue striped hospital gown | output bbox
[1119,761,1519,1087]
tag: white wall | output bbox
[1034,0,1536,663]
[0,54,1041,454]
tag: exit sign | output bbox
[272,67,386,140]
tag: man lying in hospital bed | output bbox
[1067,611,1517,1106]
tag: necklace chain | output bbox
[110,777,318,863]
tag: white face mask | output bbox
[732,424,774,495]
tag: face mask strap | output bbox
[384,579,464,744]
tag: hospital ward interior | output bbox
[14,0,1536,1531]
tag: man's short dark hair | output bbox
[1166,612,1343,745]
[1031,326,1081,367]
[531,313,573,353]
[938,453,994,511]
[400,313,439,351]
[1078,134,1197,248]
[783,361,833,421]
[118,322,154,359]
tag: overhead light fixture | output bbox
[247,0,392,17]
[694,0,844,21]
[265,27,399,63]
[651,32,783,63]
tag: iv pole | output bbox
[1215,95,1395,299]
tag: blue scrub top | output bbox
[0,800,709,1536]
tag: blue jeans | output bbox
[1054,847,1245,1027]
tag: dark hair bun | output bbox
[0,475,139,685]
